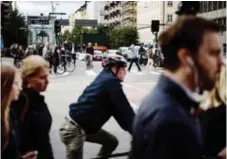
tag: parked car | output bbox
[118,47,132,61]
[93,50,103,61]
[103,49,119,59]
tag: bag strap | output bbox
[20,93,29,121]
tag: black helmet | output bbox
[102,55,127,69]
[175,1,200,16]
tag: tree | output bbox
[109,27,139,49]
[1,9,28,47]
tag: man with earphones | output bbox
[130,2,224,159]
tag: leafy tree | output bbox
[2,9,28,47]
[109,27,139,49]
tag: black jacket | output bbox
[199,104,226,157]
[12,88,54,159]
[1,110,21,159]
[86,47,94,55]
[131,75,204,159]
[69,69,135,134]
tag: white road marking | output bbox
[122,83,148,93]
[85,70,97,76]
[149,71,161,75]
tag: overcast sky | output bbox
[16,1,85,18]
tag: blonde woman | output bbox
[1,64,37,159]
[12,55,54,159]
[199,65,226,158]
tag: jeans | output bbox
[59,118,118,159]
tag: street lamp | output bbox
[40,13,44,43]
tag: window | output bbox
[203,1,208,12]
[213,1,218,10]
[167,14,172,22]
[208,1,213,12]
[218,1,223,9]
[167,1,173,7]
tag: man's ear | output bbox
[177,48,191,67]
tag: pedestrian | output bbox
[86,42,94,69]
[146,45,154,72]
[138,44,146,65]
[11,55,54,159]
[128,44,141,72]
[131,16,223,159]
[52,47,61,74]
[1,64,37,159]
[198,65,226,158]
[59,55,135,159]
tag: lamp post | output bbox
[40,13,44,43]
[80,30,84,52]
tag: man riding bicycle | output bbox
[59,55,135,159]
[85,42,94,69]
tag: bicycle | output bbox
[56,54,76,75]
[85,54,93,70]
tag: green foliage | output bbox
[109,27,139,49]
[2,9,28,47]
[61,25,139,49]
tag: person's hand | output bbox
[21,151,38,159]
[218,147,226,159]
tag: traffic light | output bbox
[54,20,61,34]
[151,20,160,33]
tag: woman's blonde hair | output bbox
[1,64,16,149]
[203,65,226,109]
[21,55,49,87]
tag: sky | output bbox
[16,1,85,19]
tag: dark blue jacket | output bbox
[69,69,135,134]
[131,75,204,159]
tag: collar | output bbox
[166,75,199,103]
[158,74,200,112]
[23,87,44,101]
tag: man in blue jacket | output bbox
[130,17,224,158]
[59,55,135,159]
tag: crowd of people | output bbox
[1,9,226,159]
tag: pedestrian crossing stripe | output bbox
[85,70,97,76]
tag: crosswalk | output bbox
[82,68,164,76]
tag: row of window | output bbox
[200,1,226,13]
[28,19,49,25]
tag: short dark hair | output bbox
[158,16,221,71]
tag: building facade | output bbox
[137,1,179,45]
[121,1,137,27]
[86,1,105,24]
[27,15,56,44]
[104,1,121,27]
[198,1,226,54]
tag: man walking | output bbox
[131,16,223,159]
[128,44,141,72]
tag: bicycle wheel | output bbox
[57,63,66,75]
[66,56,75,72]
